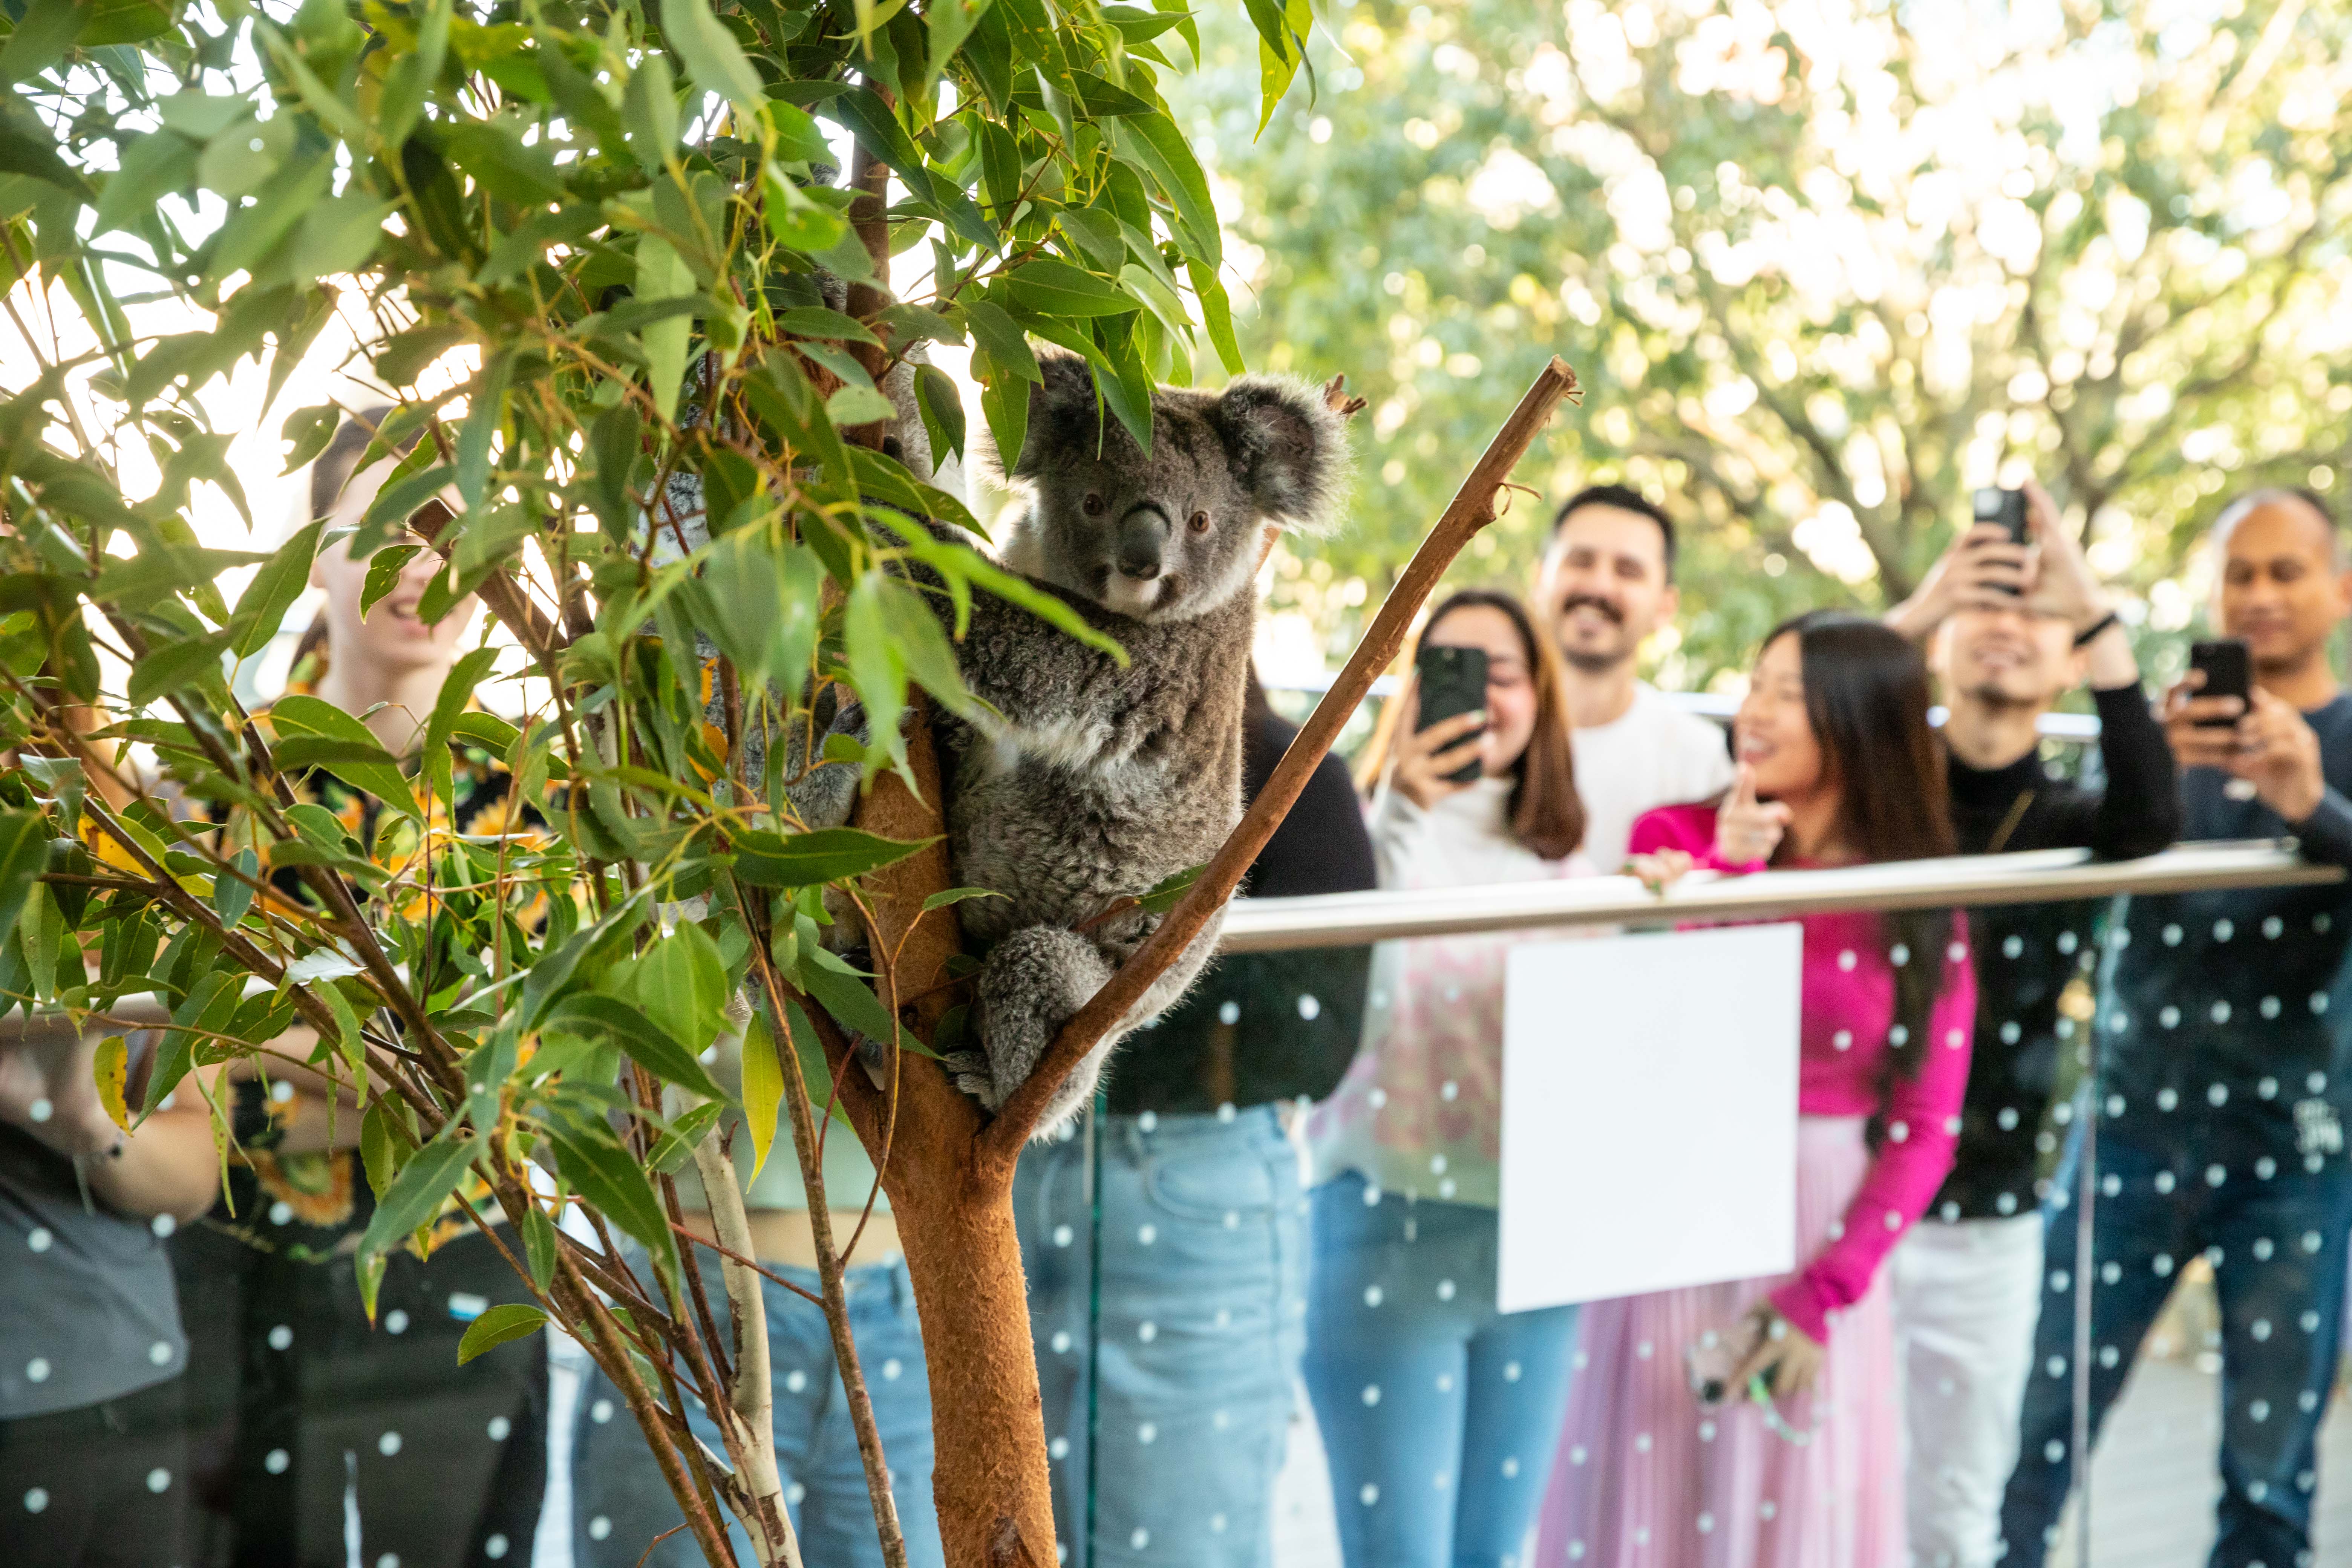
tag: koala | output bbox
[923,353,1349,1134]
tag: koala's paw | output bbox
[937,1049,999,1109]
[967,926,1114,1123]
[781,699,869,832]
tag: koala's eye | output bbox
[1188,510,1211,534]
[1083,493,1106,517]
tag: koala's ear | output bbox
[975,352,1101,488]
[1212,375,1352,535]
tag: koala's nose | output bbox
[1115,508,1170,580]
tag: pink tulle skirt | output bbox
[1533,1116,1904,1568]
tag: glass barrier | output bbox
[6,850,2348,1568]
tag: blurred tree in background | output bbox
[1177,0,2352,689]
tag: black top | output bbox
[1,1122,187,1418]
[2102,692,2352,1173]
[1107,702,1378,1115]
[1932,682,2180,1220]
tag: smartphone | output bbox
[1414,644,1488,785]
[2189,638,2251,727]
[1974,486,2030,544]
[1685,1334,1739,1407]
[1973,488,2030,597]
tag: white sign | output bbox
[1497,923,1803,1314]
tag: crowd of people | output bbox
[5,410,2352,1568]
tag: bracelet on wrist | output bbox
[2072,609,2120,648]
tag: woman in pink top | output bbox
[1536,611,1976,1568]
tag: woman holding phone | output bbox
[1534,611,1975,1568]
[1304,588,1594,1568]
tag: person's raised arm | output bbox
[2014,480,2180,858]
[1884,523,2034,645]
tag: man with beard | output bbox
[1533,484,1735,870]
[1885,481,2176,1568]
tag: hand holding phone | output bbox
[2188,639,2251,727]
[1413,644,1489,786]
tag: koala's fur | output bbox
[919,353,1350,1134]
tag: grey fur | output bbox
[929,354,1351,1134]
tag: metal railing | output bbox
[1262,671,2107,741]
[1218,839,2338,952]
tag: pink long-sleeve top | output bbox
[1629,804,1977,1343]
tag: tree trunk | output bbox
[842,710,1058,1566]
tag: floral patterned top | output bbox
[1306,778,1602,1208]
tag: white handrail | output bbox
[1218,840,2339,953]
[1261,672,2105,741]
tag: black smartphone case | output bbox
[1415,645,1488,785]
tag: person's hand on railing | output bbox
[1714,764,1790,868]
[1387,688,1487,810]
[1628,848,1695,894]
[2167,672,2327,822]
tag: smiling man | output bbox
[1885,481,2177,1568]
[1533,484,1735,870]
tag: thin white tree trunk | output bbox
[691,1132,803,1568]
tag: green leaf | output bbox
[0,0,87,86]
[915,363,967,466]
[622,51,680,176]
[279,402,341,475]
[1188,259,1245,378]
[1006,257,1141,318]
[635,919,730,1056]
[1137,861,1205,913]
[356,1129,479,1263]
[775,305,884,347]
[730,827,933,888]
[228,521,322,658]
[213,847,259,928]
[662,0,765,118]
[0,812,51,949]
[741,1008,783,1182]
[359,1099,402,1201]
[792,947,900,1048]
[825,384,897,426]
[126,630,230,708]
[521,1202,557,1292]
[921,886,1003,913]
[1110,113,1221,269]
[439,120,565,206]
[378,0,452,150]
[456,1302,549,1364]
[266,695,421,820]
[647,1099,724,1174]
[290,193,393,286]
[548,1126,678,1279]
[361,544,423,621]
[637,234,696,426]
[544,994,729,1102]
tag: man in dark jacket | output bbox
[1887,480,2179,1568]
[2001,488,2352,1568]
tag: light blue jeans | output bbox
[1015,1104,1310,1568]
[1305,1173,1580,1568]
[568,1250,944,1568]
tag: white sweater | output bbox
[1305,779,1599,1208]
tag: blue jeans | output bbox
[1304,1173,1578,1568]
[1999,1126,2352,1568]
[1015,1105,1309,1568]
[569,1250,944,1568]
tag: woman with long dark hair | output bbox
[1534,611,1976,1568]
[1306,588,1592,1568]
